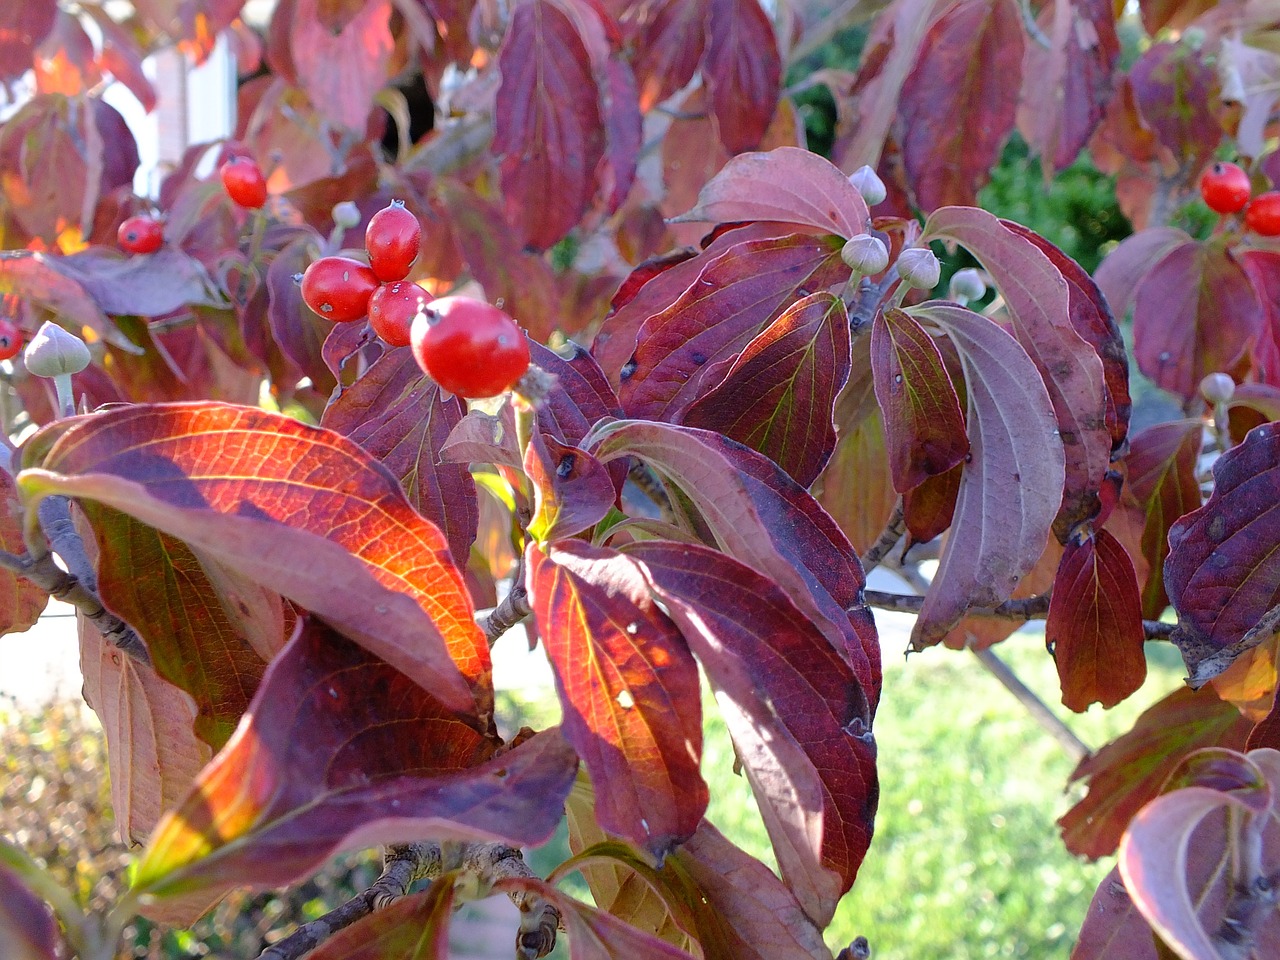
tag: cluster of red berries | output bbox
[117,153,270,256]
[300,201,529,398]
[1199,162,1280,235]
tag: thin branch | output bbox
[0,547,149,665]
[860,500,904,573]
[973,646,1089,761]
[1144,619,1177,641]
[864,589,1050,622]
[257,843,440,960]
[457,843,559,959]
[38,496,97,592]
[848,271,899,338]
[478,554,531,646]
[1184,604,1280,687]
[1018,0,1052,49]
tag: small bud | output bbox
[1200,372,1235,405]
[897,248,941,290]
[23,321,90,378]
[948,267,987,305]
[848,165,887,206]
[841,234,890,276]
[332,201,361,229]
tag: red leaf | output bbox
[1119,749,1280,959]
[85,506,272,751]
[20,402,488,719]
[304,874,454,959]
[1058,687,1251,859]
[527,541,706,858]
[291,0,392,133]
[134,617,577,922]
[618,233,849,422]
[599,57,642,213]
[670,822,832,960]
[871,306,969,492]
[525,431,616,541]
[1166,423,1280,684]
[0,1,56,81]
[1240,249,1280,386]
[1137,0,1217,33]
[897,0,1024,209]
[1071,864,1161,960]
[79,617,213,844]
[1227,384,1280,446]
[0,469,48,637]
[1125,420,1203,619]
[266,235,337,394]
[623,0,707,111]
[590,420,881,708]
[1128,41,1220,174]
[54,246,227,316]
[924,208,1111,542]
[683,292,851,488]
[494,0,605,250]
[1133,239,1262,402]
[0,862,63,960]
[629,541,878,927]
[703,0,781,153]
[904,303,1065,649]
[440,403,523,470]
[528,338,623,447]
[322,347,477,568]
[1004,221,1131,453]
[1017,0,1119,172]
[0,253,127,351]
[674,146,871,239]
[903,464,961,547]
[1092,226,1190,321]
[1047,529,1146,712]
[495,876,700,958]
[32,11,101,96]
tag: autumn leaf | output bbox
[0,468,48,637]
[304,873,456,960]
[527,541,706,859]
[133,617,577,923]
[0,860,63,960]
[702,0,781,152]
[19,402,488,718]
[291,0,392,133]
[524,432,616,542]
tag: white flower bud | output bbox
[896,248,942,290]
[948,267,987,305]
[331,201,361,229]
[848,165,887,206]
[1199,373,1235,405]
[24,321,90,378]
[841,234,890,276]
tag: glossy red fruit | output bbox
[0,318,22,361]
[300,257,380,322]
[1245,192,1280,237]
[410,296,530,398]
[219,156,268,209]
[365,200,421,282]
[368,281,429,347]
[1199,161,1251,214]
[117,216,164,254]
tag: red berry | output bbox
[365,200,421,282]
[410,296,530,398]
[1199,161,1252,214]
[219,156,268,209]
[300,256,379,323]
[0,318,21,361]
[1245,192,1280,237]
[117,216,164,254]
[368,281,429,347]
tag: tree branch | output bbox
[864,589,1050,622]
[860,500,904,573]
[478,553,531,646]
[972,645,1089,761]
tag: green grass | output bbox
[699,631,1186,959]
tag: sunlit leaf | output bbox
[1058,687,1251,859]
[904,302,1065,649]
[134,617,577,923]
[19,402,487,717]
[897,0,1023,208]
[494,0,605,250]
[1167,423,1280,684]
[1047,529,1146,713]
[675,147,870,239]
[291,0,392,132]
[684,292,851,488]
[623,0,706,111]
[0,468,48,637]
[871,306,968,493]
[1128,41,1220,175]
[618,233,849,422]
[923,208,1109,542]
[79,617,213,844]
[590,420,881,708]
[304,873,456,960]
[0,252,131,351]
[0,2,57,82]
[525,432,616,542]
[322,347,477,568]
[629,541,878,927]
